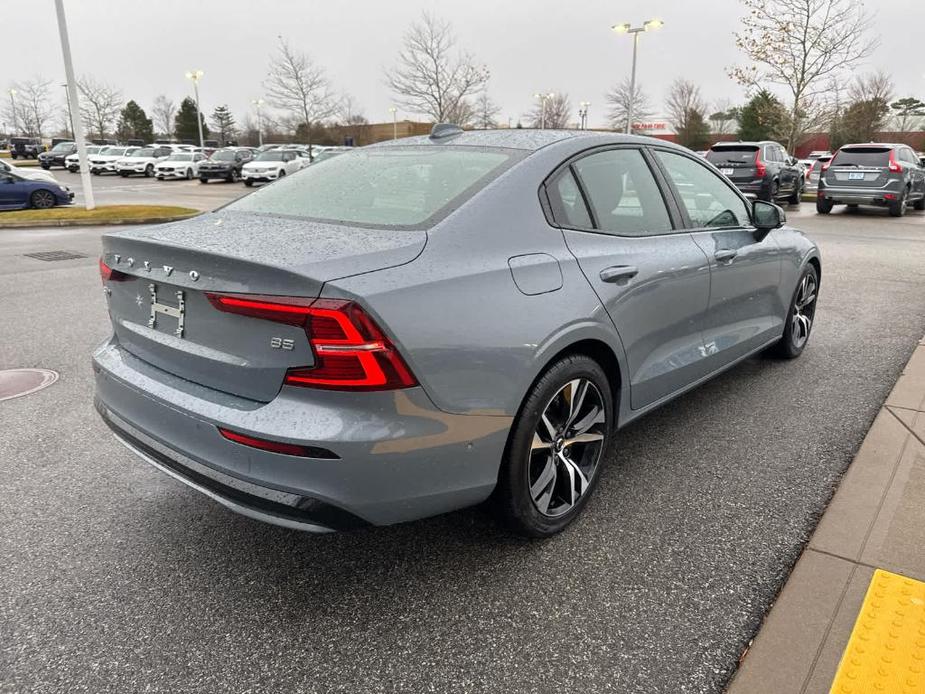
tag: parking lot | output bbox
[1,200,923,693]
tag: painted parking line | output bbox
[830,569,925,694]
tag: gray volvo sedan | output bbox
[93,127,820,537]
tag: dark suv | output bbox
[9,137,43,160]
[706,141,803,204]
[38,141,77,169]
[198,147,255,183]
[817,143,925,217]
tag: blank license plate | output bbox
[720,168,734,175]
[848,172,865,180]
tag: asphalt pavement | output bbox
[1,204,924,693]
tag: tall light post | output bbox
[61,83,73,139]
[388,106,397,140]
[8,89,17,135]
[612,19,664,134]
[53,0,94,210]
[185,70,205,150]
[533,92,555,129]
[251,98,264,147]
[578,101,591,130]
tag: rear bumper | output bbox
[92,339,510,529]
[819,181,901,205]
[199,170,234,179]
[731,180,770,198]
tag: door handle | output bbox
[714,250,738,264]
[599,265,639,283]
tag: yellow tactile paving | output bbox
[830,569,925,694]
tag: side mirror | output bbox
[753,200,786,236]
[919,157,925,168]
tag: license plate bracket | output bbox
[148,283,185,338]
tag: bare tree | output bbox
[77,76,123,140]
[606,78,653,132]
[474,91,501,129]
[336,94,366,125]
[386,12,489,123]
[708,98,739,134]
[5,77,54,137]
[729,0,879,150]
[265,37,337,150]
[666,79,712,150]
[527,93,572,129]
[151,95,176,138]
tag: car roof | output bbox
[369,128,677,152]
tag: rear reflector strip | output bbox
[218,427,339,459]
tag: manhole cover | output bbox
[24,251,87,261]
[0,368,59,401]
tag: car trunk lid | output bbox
[706,146,760,181]
[824,147,891,188]
[101,210,425,402]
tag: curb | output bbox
[0,213,200,229]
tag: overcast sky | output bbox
[4,0,923,131]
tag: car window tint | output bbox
[655,150,750,229]
[572,149,672,236]
[550,170,592,228]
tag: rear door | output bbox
[773,145,799,194]
[547,146,713,410]
[652,148,783,367]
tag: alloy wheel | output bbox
[528,378,606,517]
[791,273,817,349]
[31,190,55,209]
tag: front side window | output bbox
[655,150,751,229]
[571,149,672,236]
[227,146,517,228]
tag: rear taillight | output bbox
[218,427,337,458]
[888,150,902,173]
[99,258,129,283]
[754,151,766,177]
[206,293,417,391]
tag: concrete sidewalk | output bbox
[727,335,925,694]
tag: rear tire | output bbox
[889,189,907,217]
[244,180,254,187]
[494,354,613,538]
[788,180,802,205]
[913,193,925,211]
[199,178,208,184]
[816,197,833,214]
[771,264,818,359]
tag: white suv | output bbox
[155,152,207,180]
[64,145,106,173]
[116,146,173,177]
[90,146,138,175]
[241,149,305,186]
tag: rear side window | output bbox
[227,146,518,228]
[706,146,759,165]
[571,149,672,236]
[655,150,751,229]
[549,171,592,228]
[832,147,890,167]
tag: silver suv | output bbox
[817,143,925,217]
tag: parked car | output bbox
[154,152,207,180]
[93,127,821,537]
[706,141,803,204]
[241,149,305,186]
[806,150,832,160]
[8,136,43,159]
[198,147,255,183]
[0,157,59,183]
[115,146,173,177]
[803,154,833,191]
[0,170,73,209]
[38,141,77,169]
[64,145,106,173]
[816,143,925,216]
[310,147,352,165]
[90,146,139,175]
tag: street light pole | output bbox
[61,83,73,139]
[185,70,205,150]
[8,89,16,135]
[53,0,94,210]
[251,98,264,147]
[579,101,591,130]
[612,19,664,135]
[388,106,397,140]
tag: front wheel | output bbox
[199,178,208,184]
[144,164,154,177]
[914,194,925,211]
[30,190,56,209]
[244,180,254,187]
[494,355,613,537]
[771,264,818,359]
[788,179,802,205]
[185,168,193,180]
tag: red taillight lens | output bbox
[99,257,129,283]
[888,150,902,173]
[754,151,766,177]
[206,293,418,391]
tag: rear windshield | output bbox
[103,147,126,156]
[212,151,238,161]
[831,147,890,167]
[706,146,759,165]
[130,148,154,157]
[51,142,74,152]
[227,146,519,228]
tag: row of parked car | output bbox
[702,139,925,217]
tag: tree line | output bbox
[3,2,924,150]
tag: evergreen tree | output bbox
[737,90,788,141]
[116,100,154,142]
[676,109,711,150]
[210,104,236,144]
[174,97,209,143]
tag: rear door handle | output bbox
[714,250,738,264]
[599,265,639,283]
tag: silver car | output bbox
[93,127,821,537]
[817,143,925,216]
